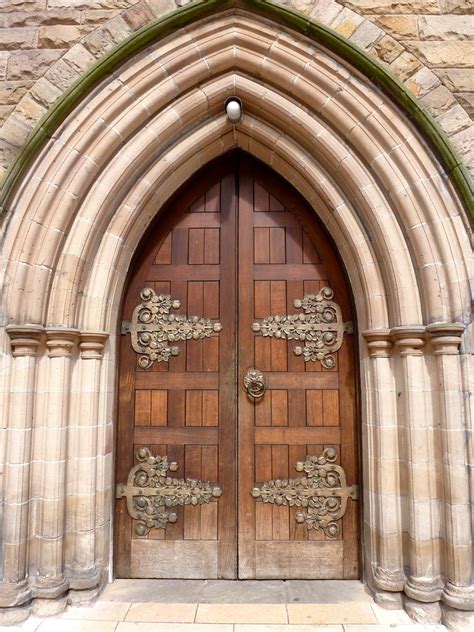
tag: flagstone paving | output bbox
[0,581,448,631]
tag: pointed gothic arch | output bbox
[0,2,471,627]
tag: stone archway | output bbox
[0,4,471,628]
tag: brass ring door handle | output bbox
[244,368,266,398]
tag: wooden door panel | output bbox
[115,154,358,580]
[115,166,237,579]
[237,162,359,579]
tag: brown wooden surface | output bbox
[115,153,359,579]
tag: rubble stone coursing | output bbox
[0,0,473,179]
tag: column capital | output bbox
[79,331,108,359]
[391,326,425,356]
[6,325,44,357]
[362,329,393,358]
[426,322,465,355]
[45,328,80,357]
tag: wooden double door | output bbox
[115,153,359,579]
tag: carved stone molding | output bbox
[127,288,222,368]
[362,329,393,358]
[6,325,43,357]
[46,329,80,358]
[426,322,465,355]
[79,332,108,360]
[252,287,352,369]
[391,326,425,357]
[373,567,406,593]
[442,581,474,611]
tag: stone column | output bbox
[65,332,108,595]
[31,329,79,600]
[426,323,473,613]
[392,327,442,608]
[1,327,43,608]
[363,330,405,601]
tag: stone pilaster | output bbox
[426,323,473,612]
[31,329,79,598]
[391,326,442,604]
[0,327,43,608]
[363,330,405,593]
[65,332,108,591]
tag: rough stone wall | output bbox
[0,0,473,179]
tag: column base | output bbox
[403,597,442,624]
[373,567,406,593]
[442,582,474,610]
[404,577,443,602]
[442,604,474,632]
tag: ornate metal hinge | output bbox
[252,287,352,369]
[116,447,222,536]
[126,288,222,368]
[251,448,357,538]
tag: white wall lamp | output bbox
[225,97,243,123]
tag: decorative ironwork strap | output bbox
[126,288,222,368]
[251,448,357,538]
[252,287,352,369]
[116,447,222,536]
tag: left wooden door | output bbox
[114,162,238,578]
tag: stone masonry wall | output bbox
[0,0,473,180]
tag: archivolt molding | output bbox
[0,7,472,625]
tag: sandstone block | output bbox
[344,0,440,14]
[351,18,385,49]
[84,16,132,58]
[3,10,82,27]
[63,43,96,74]
[44,57,80,92]
[81,9,122,24]
[0,104,13,125]
[0,27,38,50]
[146,0,176,18]
[0,80,33,104]
[420,84,457,116]
[122,2,155,30]
[374,15,418,38]
[0,0,47,11]
[332,8,365,39]
[405,67,441,97]
[16,94,47,125]
[389,50,421,81]
[439,0,474,13]
[309,3,344,26]
[0,50,9,80]
[372,34,404,63]
[436,67,474,92]
[451,125,474,156]
[455,92,473,116]
[403,41,474,67]
[46,0,135,8]
[38,25,83,49]
[6,49,62,80]
[29,76,62,107]
[418,15,474,40]
[1,114,31,147]
[435,103,472,135]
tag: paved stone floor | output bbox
[2,581,448,631]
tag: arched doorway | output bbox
[115,153,359,579]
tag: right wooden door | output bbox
[236,160,359,579]
[115,153,359,580]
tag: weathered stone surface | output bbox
[0,27,37,50]
[0,50,9,80]
[331,8,364,38]
[439,0,474,13]
[405,67,441,97]
[122,2,155,30]
[6,49,62,80]
[0,0,46,10]
[371,34,404,63]
[390,50,422,80]
[0,104,13,125]
[82,9,122,24]
[62,43,96,74]
[47,0,136,8]
[418,15,474,40]
[436,103,472,135]
[38,25,83,48]
[350,18,384,49]
[403,41,474,67]
[29,76,62,107]
[146,0,176,18]
[44,58,80,92]
[420,84,457,116]
[343,0,441,14]
[309,2,344,25]
[436,68,474,92]
[1,113,31,146]
[450,124,474,155]
[0,80,33,104]
[83,16,132,57]
[2,10,82,27]
[15,93,46,125]
[455,92,474,116]
[374,15,417,38]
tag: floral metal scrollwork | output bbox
[128,288,222,368]
[116,447,222,536]
[252,287,352,369]
[251,448,357,538]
